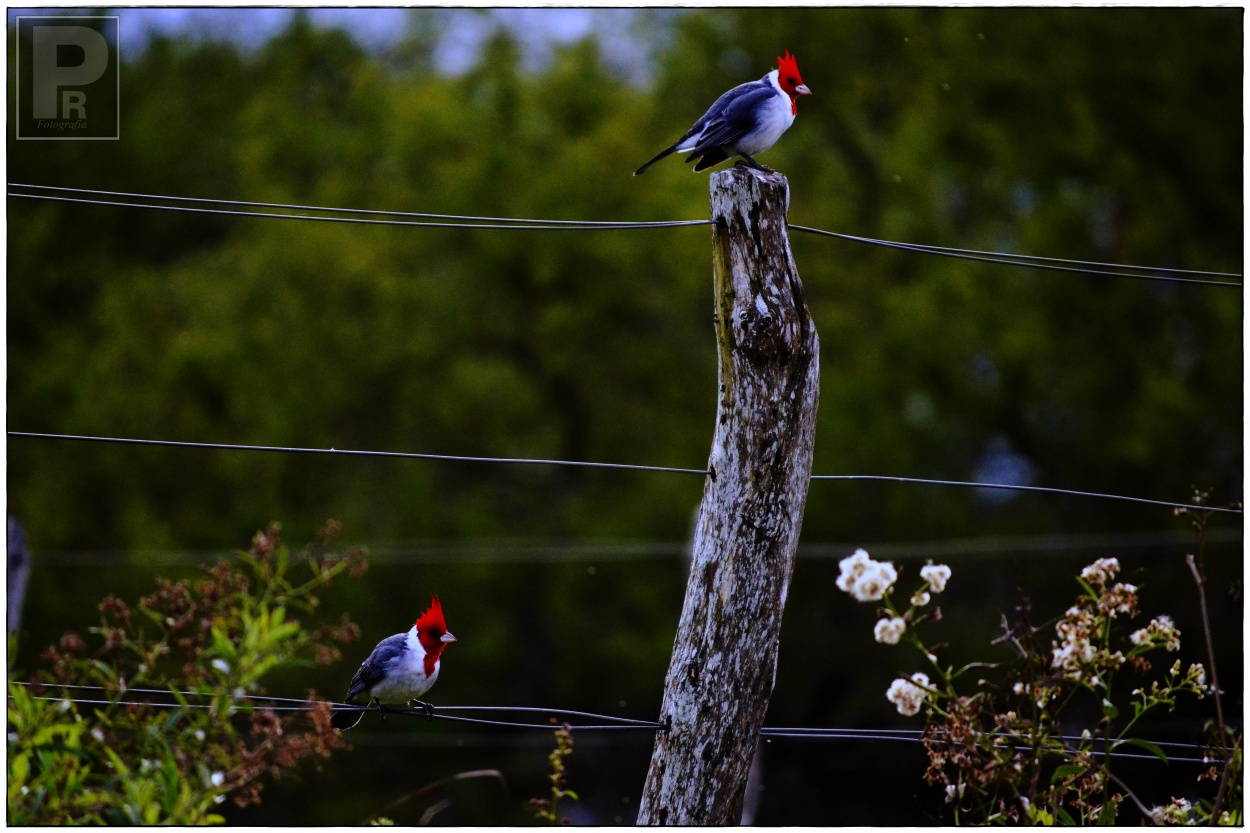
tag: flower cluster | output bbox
[887,672,931,716]
[836,549,898,602]
[1080,557,1120,587]
[920,562,951,594]
[1051,604,1101,679]
[1147,797,1194,825]
[874,616,907,645]
[1130,615,1182,652]
[1048,558,1152,681]
[843,542,1236,826]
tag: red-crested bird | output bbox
[332,595,457,730]
[634,50,811,176]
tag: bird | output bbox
[634,50,811,176]
[331,595,457,730]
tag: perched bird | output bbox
[634,50,811,176]
[332,595,457,730]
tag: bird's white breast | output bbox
[369,627,439,704]
[735,71,796,157]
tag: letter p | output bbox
[31,25,109,119]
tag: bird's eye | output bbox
[787,77,797,85]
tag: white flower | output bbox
[1130,616,1181,652]
[911,590,930,607]
[1189,663,1208,692]
[886,672,931,716]
[874,616,907,645]
[91,727,105,743]
[210,771,225,788]
[1148,797,1194,825]
[211,658,231,674]
[945,783,964,803]
[1080,557,1120,587]
[836,549,873,593]
[854,566,896,601]
[195,730,206,742]
[837,550,898,602]
[920,563,951,593]
[1012,682,1025,694]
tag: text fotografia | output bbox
[16,15,120,140]
[36,119,88,131]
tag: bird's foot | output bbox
[410,699,436,722]
[737,156,774,173]
[376,702,390,723]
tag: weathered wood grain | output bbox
[637,165,820,825]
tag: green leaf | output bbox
[1113,737,1169,763]
[1026,804,1054,825]
[1050,764,1084,783]
[1097,800,1117,825]
[10,752,30,793]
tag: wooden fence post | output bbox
[637,166,820,825]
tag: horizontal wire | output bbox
[11,690,1211,759]
[9,430,1238,514]
[5,431,710,477]
[11,682,661,729]
[29,528,1243,567]
[9,184,1235,285]
[7,182,702,227]
[18,685,1213,751]
[811,474,1242,514]
[6,192,711,231]
[789,225,1242,288]
[789,225,1241,279]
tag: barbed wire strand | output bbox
[788,225,1242,288]
[6,192,709,231]
[10,688,1211,759]
[9,430,1239,514]
[8,184,1238,285]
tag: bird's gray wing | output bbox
[684,83,774,159]
[344,633,409,702]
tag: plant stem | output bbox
[1185,509,1232,825]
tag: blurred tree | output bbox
[6,7,1241,825]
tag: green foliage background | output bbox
[7,7,1242,825]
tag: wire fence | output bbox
[26,527,1243,568]
[9,430,1241,515]
[10,683,1215,763]
[8,183,1241,287]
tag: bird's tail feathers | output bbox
[633,144,678,176]
[692,147,731,172]
[331,703,366,731]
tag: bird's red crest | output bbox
[416,595,447,634]
[777,50,803,86]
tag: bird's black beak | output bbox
[441,631,457,643]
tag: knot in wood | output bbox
[735,304,790,364]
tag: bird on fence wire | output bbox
[634,50,811,176]
[331,595,457,730]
